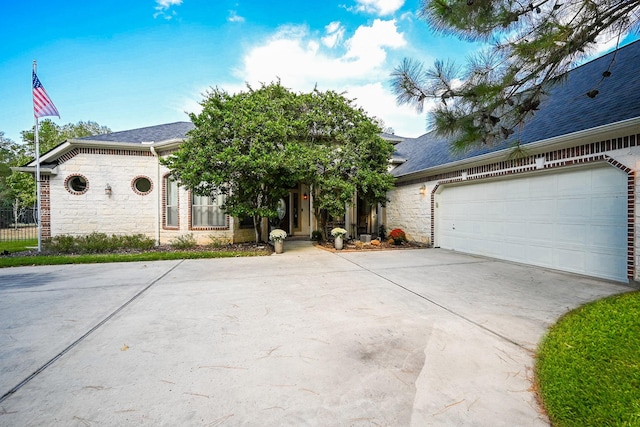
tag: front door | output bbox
[275,197,290,234]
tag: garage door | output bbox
[436,165,628,282]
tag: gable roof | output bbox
[391,39,640,178]
[78,121,195,144]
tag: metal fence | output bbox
[0,207,38,242]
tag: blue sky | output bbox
[1,0,635,144]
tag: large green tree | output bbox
[163,82,395,242]
[21,120,111,154]
[391,0,640,150]
[299,90,395,236]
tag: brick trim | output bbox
[162,173,179,230]
[131,175,154,196]
[398,133,639,188]
[57,147,154,165]
[40,176,51,239]
[187,189,230,231]
[64,174,90,195]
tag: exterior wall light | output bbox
[419,185,427,195]
[105,184,112,196]
[303,193,308,200]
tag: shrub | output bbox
[311,230,323,242]
[389,228,407,244]
[371,239,380,246]
[45,235,78,254]
[378,225,386,240]
[354,241,364,250]
[44,233,155,254]
[81,232,119,253]
[170,234,197,249]
[119,234,155,250]
[209,235,229,248]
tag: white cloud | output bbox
[353,0,405,16]
[154,0,183,19]
[238,20,405,86]
[220,19,426,137]
[228,10,245,23]
[322,21,345,48]
[345,83,428,137]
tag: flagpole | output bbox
[33,60,42,253]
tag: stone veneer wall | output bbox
[45,148,259,245]
[385,183,431,245]
[50,151,157,238]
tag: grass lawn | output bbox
[535,291,640,426]
[0,239,38,253]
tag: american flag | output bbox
[32,71,60,118]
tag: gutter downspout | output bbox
[149,146,160,246]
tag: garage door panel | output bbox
[436,165,627,281]
[528,199,555,219]
[557,198,590,219]
[554,248,587,273]
[528,244,554,266]
[554,223,588,245]
[591,195,625,218]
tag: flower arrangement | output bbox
[269,228,287,242]
[330,227,348,238]
[389,228,407,244]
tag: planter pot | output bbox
[334,235,344,250]
[274,240,284,254]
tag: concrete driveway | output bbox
[0,242,632,426]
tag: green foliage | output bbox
[44,233,155,254]
[163,82,395,243]
[311,230,324,242]
[21,120,111,155]
[392,0,638,149]
[536,291,640,426]
[170,233,197,249]
[378,225,387,240]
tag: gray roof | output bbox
[391,40,640,177]
[79,121,195,144]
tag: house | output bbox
[384,40,640,283]
[15,40,640,283]
[15,122,385,245]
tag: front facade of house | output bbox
[18,122,382,245]
[385,40,640,284]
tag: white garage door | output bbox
[436,165,628,282]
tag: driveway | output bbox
[0,242,631,426]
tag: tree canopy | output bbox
[162,82,395,242]
[21,120,111,155]
[391,0,640,151]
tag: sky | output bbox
[1,0,636,145]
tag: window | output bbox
[164,175,178,227]
[65,174,89,195]
[192,192,226,227]
[132,176,153,195]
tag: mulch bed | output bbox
[314,239,428,252]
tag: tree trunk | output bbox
[313,208,328,240]
[12,198,19,230]
[253,215,263,243]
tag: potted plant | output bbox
[331,227,347,250]
[269,228,287,254]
